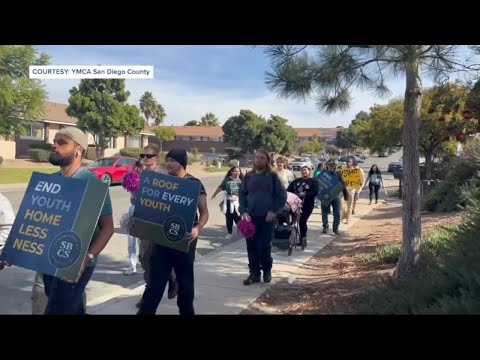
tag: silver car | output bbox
[290,157,313,178]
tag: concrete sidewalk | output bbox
[89,199,381,315]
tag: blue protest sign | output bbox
[130,171,201,253]
[0,172,108,281]
[316,170,344,206]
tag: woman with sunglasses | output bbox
[127,145,178,308]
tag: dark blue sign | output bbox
[316,170,344,206]
[0,172,108,281]
[130,171,201,253]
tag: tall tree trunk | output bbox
[96,132,105,159]
[159,140,163,153]
[394,58,423,279]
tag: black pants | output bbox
[138,240,197,315]
[299,203,314,238]
[369,183,380,202]
[246,216,273,276]
[225,200,240,234]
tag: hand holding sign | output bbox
[186,227,200,243]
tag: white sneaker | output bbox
[225,234,233,240]
[124,268,136,276]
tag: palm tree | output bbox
[139,91,158,125]
[200,112,220,126]
[154,104,167,126]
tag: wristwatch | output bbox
[86,253,95,263]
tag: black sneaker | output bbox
[333,229,340,235]
[322,227,328,234]
[243,273,261,285]
[263,271,272,283]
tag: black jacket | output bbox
[287,177,319,209]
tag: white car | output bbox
[290,157,313,178]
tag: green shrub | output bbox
[29,142,52,151]
[0,156,3,166]
[29,149,50,162]
[357,243,401,264]
[358,227,454,267]
[190,147,199,161]
[422,158,479,212]
[120,148,143,158]
[359,187,480,314]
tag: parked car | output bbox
[339,155,364,164]
[290,157,313,177]
[87,156,137,186]
[388,159,403,173]
[354,153,369,160]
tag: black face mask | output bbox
[49,151,74,167]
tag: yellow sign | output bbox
[341,168,363,189]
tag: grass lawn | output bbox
[203,165,230,173]
[0,168,58,184]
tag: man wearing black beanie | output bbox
[137,148,209,315]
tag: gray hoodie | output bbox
[239,171,287,217]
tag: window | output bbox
[105,137,117,149]
[191,136,201,141]
[118,158,135,167]
[201,137,209,141]
[210,137,220,142]
[308,137,313,141]
[127,135,141,148]
[180,136,190,141]
[21,123,44,139]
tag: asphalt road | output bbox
[0,154,400,314]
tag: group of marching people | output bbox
[0,128,387,315]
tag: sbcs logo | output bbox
[48,231,82,268]
[164,216,186,243]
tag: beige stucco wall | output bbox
[85,135,124,160]
[47,124,61,143]
[0,141,16,160]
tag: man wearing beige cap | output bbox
[32,127,114,315]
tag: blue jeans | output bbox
[43,265,95,315]
[321,198,341,232]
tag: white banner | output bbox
[29,65,154,79]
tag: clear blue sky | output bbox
[37,45,467,128]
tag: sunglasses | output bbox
[139,154,156,159]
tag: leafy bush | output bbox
[357,243,401,264]
[29,142,52,151]
[120,148,143,158]
[358,227,453,266]
[359,184,480,314]
[29,149,50,162]
[190,147,199,161]
[0,156,3,166]
[422,158,479,212]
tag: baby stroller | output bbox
[272,192,303,256]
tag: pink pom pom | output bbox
[122,171,141,193]
[238,218,256,238]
